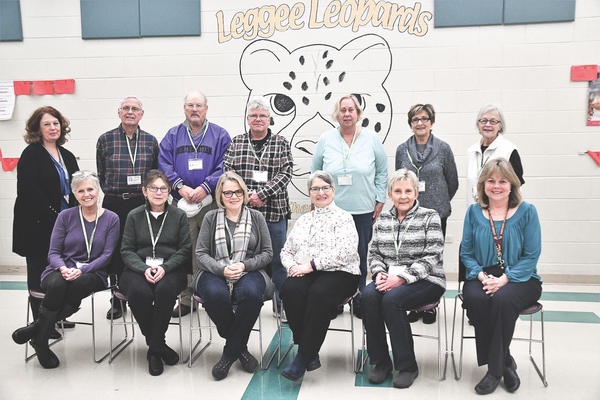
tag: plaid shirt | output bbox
[96,125,159,194]
[224,130,293,222]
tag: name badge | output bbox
[75,261,89,269]
[146,257,164,267]
[418,181,426,192]
[253,170,268,183]
[338,175,353,186]
[188,159,203,170]
[127,175,142,185]
[388,266,403,276]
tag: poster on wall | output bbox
[588,73,600,126]
[0,81,16,121]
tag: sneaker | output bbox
[238,350,259,373]
[422,310,436,325]
[393,368,419,388]
[407,311,420,323]
[368,359,393,384]
[212,354,236,380]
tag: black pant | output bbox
[119,268,187,353]
[26,254,50,319]
[281,271,359,357]
[102,195,145,281]
[463,278,542,377]
[40,270,105,312]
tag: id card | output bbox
[146,257,164,267]
[127,175,142,185]
[253,170,268,183]
[188,159,203,170]
[75,261,89,269]
[418,181,426,192]
[388,266,403,276]
[338,175,353,186]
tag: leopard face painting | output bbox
[240,34,393,195]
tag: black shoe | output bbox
[239,350,259,373]
[13,322,38,344]
[408,311,420,323]
[49,329,62,340]
[306,354,321,372]
[106,304,125,320]
[368,360,393,384]
[161,344,180,366]
[503,356,520,393]
[475,372,501,395]
[32,341,60,369]
[281,353,310,381]
[212,354,235,380]
[393,368,419,388]
[422,310,436,325]
[147,350,164,376]
[336,305,344,314]
[56,320,75,329]
[172,304,193,318]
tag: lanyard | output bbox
[186,121,209,158]
[79,206,99,262]
[224,217,237,259]
[125,128,139,170]
[145,209,169,259]
[392,213,416,255]
[405,149,422,179]
[246,132,271,167]
[340,126,358,173]
[487,208,508,266]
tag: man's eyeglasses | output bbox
[120,106,143,113]
[248,114,270,120]
[478,119,501,125]
[410,117,430,124]
[222,189,244,198]
[309,185,332,194]
[147,186,169,193]
[185,103,205,110]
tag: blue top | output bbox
[460,202,542,282]
[311,127,388,214]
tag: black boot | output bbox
[32,306,60,369]
[12,321,39,344]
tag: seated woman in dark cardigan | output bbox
[120,169,191,376]
[193,171,273,381]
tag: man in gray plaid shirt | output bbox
[223,97,294,316]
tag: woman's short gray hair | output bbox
[246,96,270,116]
[71,170,100,192]
[388,168,419,193]
[476,103,506,134]
[307,170,335,191]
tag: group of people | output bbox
[10,93,542,395]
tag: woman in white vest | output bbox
[466,104,525,205]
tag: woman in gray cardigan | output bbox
[193,171,273,381]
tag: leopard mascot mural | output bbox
[240,33,393,196]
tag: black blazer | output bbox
[13,143,79,257]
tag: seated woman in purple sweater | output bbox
[12,171,119,369]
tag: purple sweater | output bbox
[41,207,120,287]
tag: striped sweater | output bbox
[368,200,446,289]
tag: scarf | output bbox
[214,206,252,268]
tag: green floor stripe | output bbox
[355,351,395,388]
[520,310,600,324]
[242,326,301,400]
[0,281,27,290]
[540,292,600,302]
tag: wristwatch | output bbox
[175,182,184,191]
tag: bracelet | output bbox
[310,260,317,272]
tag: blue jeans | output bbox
[362,280,445,372]
[352,212,374,309]
[196,270,266,360]
[266,219,288,306]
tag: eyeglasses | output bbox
[73,171,98,178]
[309,185,332,194]
[410,117,430,124]
[120,106,143,113]
[478,119,501,125]
[222,189,244,198]
[147,186,169,193]
[185,103,205,109]
[248,114,270,120]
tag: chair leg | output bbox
[188,298,212,367]
[108,296,135,363]
[527,309,548,386]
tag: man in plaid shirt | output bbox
[224,96,294,315]
[96,96,159,319]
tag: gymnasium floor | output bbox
[1,275,598,400]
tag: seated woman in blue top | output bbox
[460,158,542,395]
[120,169,192,376]
[12,171,120,369]
[193,171,273,381]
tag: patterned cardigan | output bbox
[369,200,446,289]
